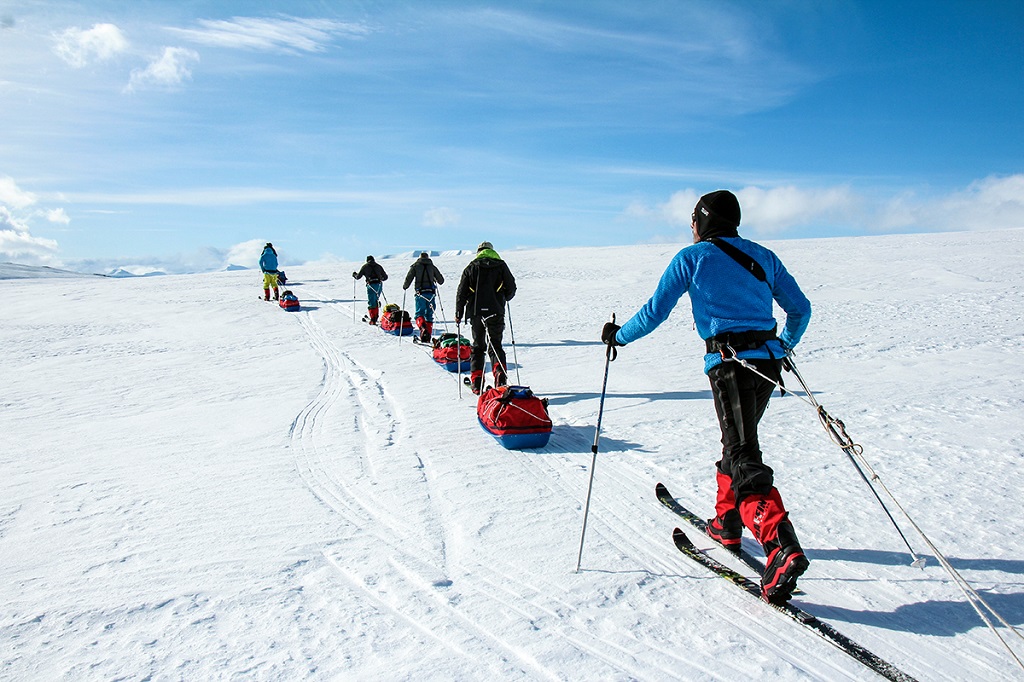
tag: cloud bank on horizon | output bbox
[1,2,1021,275]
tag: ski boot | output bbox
[706,509,742,555]
[760,521,808,605]
[738,489,809,605]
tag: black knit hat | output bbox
[694,190,741,239]
[366,255,374,262]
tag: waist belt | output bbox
[705,327,778,354]
[366,279,381,284]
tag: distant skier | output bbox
[455,241,517,394]
[352,256,388,325]
[403,251,445,343]
[259,242,279,301]
[601,190,812,605]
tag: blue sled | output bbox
[435,359,469,373]
[383,326,415,336]
[478,419,551,450]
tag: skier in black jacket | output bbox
[403,252,445,342]
[352,256,388,325]
[455,241,517,394]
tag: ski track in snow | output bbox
[3,231,1024,681]
[289,298,698,680]
[290,286,913,681]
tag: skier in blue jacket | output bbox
[602,190,812,605]
[259,243,279,301]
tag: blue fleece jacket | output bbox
[259,248,278,273]
[616,237,811,374]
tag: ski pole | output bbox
[481,313,510,390]
[576,313,615,573]
[785,354,1024,669]
[506,301,521,385]
[352,276,357,323]
[782,354,926,567]
[435,287,449,335]
[457,319,463,399]
[399,289,408,344]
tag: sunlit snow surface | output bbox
[2,230,1023,680]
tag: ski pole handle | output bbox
[603,312,617,361]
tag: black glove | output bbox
[351,271,358,279]
[601,322,622,347]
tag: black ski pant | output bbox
[469,315,507,375]
[708,358,783,504]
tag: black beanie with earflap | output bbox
[694,190,741,240]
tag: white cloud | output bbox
[657,190,701,225]
[0,175,38,210]
[167,16,369,54]
[0,206,61,265]
[422,207,461,228]
[126,47,200,91]
[655,185,856,234]
[53,23,129,67]
[45,208,71,224]
[225,239,275,269]
[880,175,1024,232]
[633,176,1024,239]
[737,185,857,234]
[0,177,63,265]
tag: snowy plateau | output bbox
[2,229,1023,681]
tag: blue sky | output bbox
[1,1,1022,274]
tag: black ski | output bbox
[656,482,766,576]
[462,376,488,395]
[671,528,916,682]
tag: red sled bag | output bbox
[477,385,552,449]
[431,334,471,372]
[278,290,300,311]
[380,304,414,336]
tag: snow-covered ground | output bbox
[2,229,1023,681]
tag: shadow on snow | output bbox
[544,390,714,406]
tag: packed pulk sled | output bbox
[278,290,300,312]
[463,307,552,450]
[379,303,415,336]
[430,333,471,372]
